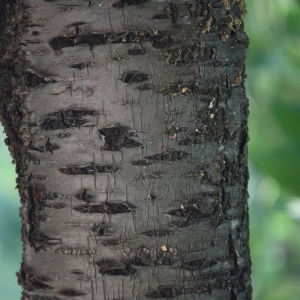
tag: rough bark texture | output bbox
[0,0,251,299]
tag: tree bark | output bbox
[0,0,251,299]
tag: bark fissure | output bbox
[49,29,174,51]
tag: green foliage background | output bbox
[246,0,300,299]
[0,0,299,298]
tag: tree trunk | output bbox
[0,0,251,299]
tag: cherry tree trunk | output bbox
[0,0,251,299]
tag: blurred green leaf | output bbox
[285,3,300,35]
[263,278,300,300]
[251,145,300,196]
[272,100,300,144]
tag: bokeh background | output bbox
[0,0,300,298]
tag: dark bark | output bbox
[0,0,251,299]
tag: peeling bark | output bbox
[0,0,251,299]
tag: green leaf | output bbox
[272,100,300,145]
